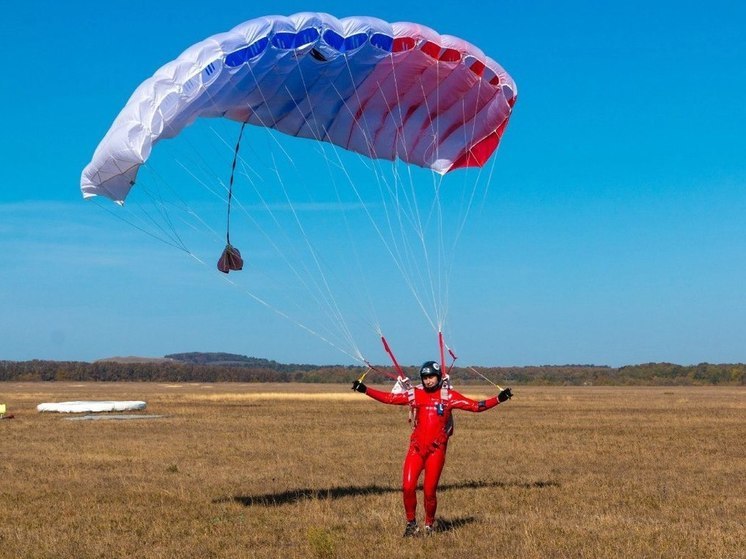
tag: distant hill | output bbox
[97,356,175,364]
[164,352,327,372]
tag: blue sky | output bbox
[1,0,744,367]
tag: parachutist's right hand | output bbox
[352,380,367,394]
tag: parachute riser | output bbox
[381,335,406,379]
[438,331,459,384]
[438,331,447,381]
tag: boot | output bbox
[403,521,419,537]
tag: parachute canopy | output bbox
[81,12,516,203]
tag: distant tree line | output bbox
[468,363,745,386]
[0,356,743,385]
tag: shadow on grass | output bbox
[436,516,478,533]
[215,479,558,507]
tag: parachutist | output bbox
[352,361,513,532]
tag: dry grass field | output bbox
[1,382,744,558]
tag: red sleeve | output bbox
[364,386,410,406]
[449,390,500,412]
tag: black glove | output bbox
[498,387,513,403]
[352,380,367,393]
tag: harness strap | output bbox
[407,388,416,425]
[440,383,451,402]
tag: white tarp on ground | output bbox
[37,401,147,413]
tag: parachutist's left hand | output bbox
[498,388,513,403]
[352,380,367,394]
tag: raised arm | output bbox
[449,388,512,412]
[351,381,409,406]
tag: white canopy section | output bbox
[36,401,147,413]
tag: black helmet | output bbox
[419,360,442,391]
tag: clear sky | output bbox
[1,0,744,367]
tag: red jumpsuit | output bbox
[364,385,501,526]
